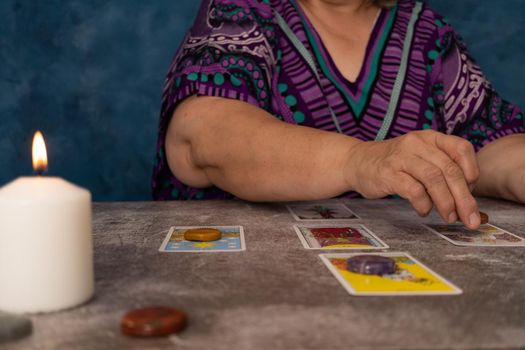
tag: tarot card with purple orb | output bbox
[320,252,462,296]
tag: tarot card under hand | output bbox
[319,252,462,296]
[294,224,388,249]
[287,203,358,221]
[425,223,525,247]
[159,226,246,252]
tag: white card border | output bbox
[423,223,525,247]
[319,252,463,296]
[286,202,360,222]
[159,225,246,253]
[293,224,389,250]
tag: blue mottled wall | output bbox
[0,0,523,201]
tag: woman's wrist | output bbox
[341,139,368,193]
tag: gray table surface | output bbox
[2,198,525,350]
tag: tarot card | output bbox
[319,252,462,296]
[294,224,388,249]
[287,203,358,221]
[424,223,525,247]
[159,226,246,252]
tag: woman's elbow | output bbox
[165,108,212,189]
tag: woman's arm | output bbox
[166,95,361,202]
[475,134,525,203]
[166,96,482,229]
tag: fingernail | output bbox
[469,212,480,227]
[448,212,457,224]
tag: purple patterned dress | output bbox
[152,0,524,200]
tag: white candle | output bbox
[0,132,94,313]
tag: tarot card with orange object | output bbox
[286,203,359,221]
[294,224,388,250]
[424,223,525,247]
[319,252,462,296]
[159,226,246,252]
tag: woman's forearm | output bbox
[166,96,362,201]
[474,133,525,202]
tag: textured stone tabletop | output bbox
[3,198,525,350]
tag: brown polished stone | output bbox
[121,306,187,337]
[480,211,489,225]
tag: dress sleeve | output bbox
[161,0,276,123]
[152,0,277,200]
[428,17,524,151]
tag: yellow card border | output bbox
[319,252,463,296]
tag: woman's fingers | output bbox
[401,156,459,224]
[392,173,433,216]
[417,148,480,229]
[434,133,480,185]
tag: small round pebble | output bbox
[121,306,187,337]
[457,211,489,225]
[346,255,396,276]
[0,312,32,344]
[184,228,222,242]
[479,211,489,225]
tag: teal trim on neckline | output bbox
[290,0,397,119]
[275,11,343,132]
[375,1,423,141]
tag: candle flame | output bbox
[32,131,48,175]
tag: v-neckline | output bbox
[302,5,384,85]
[290,0,397,117]
[324,10,384,86]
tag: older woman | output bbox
[152,0,525,229]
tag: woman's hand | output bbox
[345,130,481,229]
